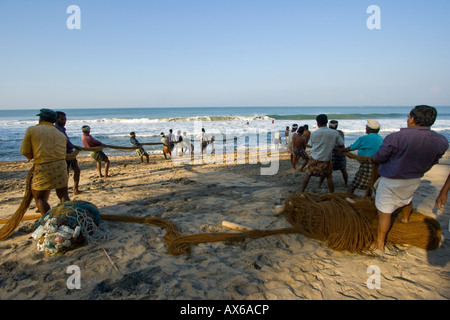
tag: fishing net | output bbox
[31,200,109,255]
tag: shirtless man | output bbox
[302,124,311,145]
[291,126,309,171]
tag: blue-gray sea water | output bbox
[1,106,449,162]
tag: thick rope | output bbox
[103,144,141,150]
[100,192,441,255]
[285,193,442,252]
[1,192,441,254]
[0,151,440,256]
[0,167,34,241]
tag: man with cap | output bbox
[81,125,110,178]
[20,108,70,215]
[370,105,448,251]
[339,119,383,194]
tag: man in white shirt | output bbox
[168,129,176,152]
[301,114,344,193]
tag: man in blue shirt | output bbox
[340,119,383,194]
[370,105,448,251]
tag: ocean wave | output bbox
[267,113,409,120]
[68,115,271,124]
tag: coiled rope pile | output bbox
[284,192,442,252]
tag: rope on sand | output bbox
[101,192,441,255]
[0,150,442,256]
[0,192,442,255]
[0,167,34,241]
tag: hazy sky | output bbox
[0,0,449,109]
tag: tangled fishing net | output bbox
[31,200,110,255]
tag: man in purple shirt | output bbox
[55,111,82,194]
[370,105,448,251]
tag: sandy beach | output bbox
[0,147,449,301]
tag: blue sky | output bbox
[0,0,449,109]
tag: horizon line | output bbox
[2,105,449,111]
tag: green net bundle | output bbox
[32,200,102,255]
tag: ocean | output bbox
[1,106,449,162]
